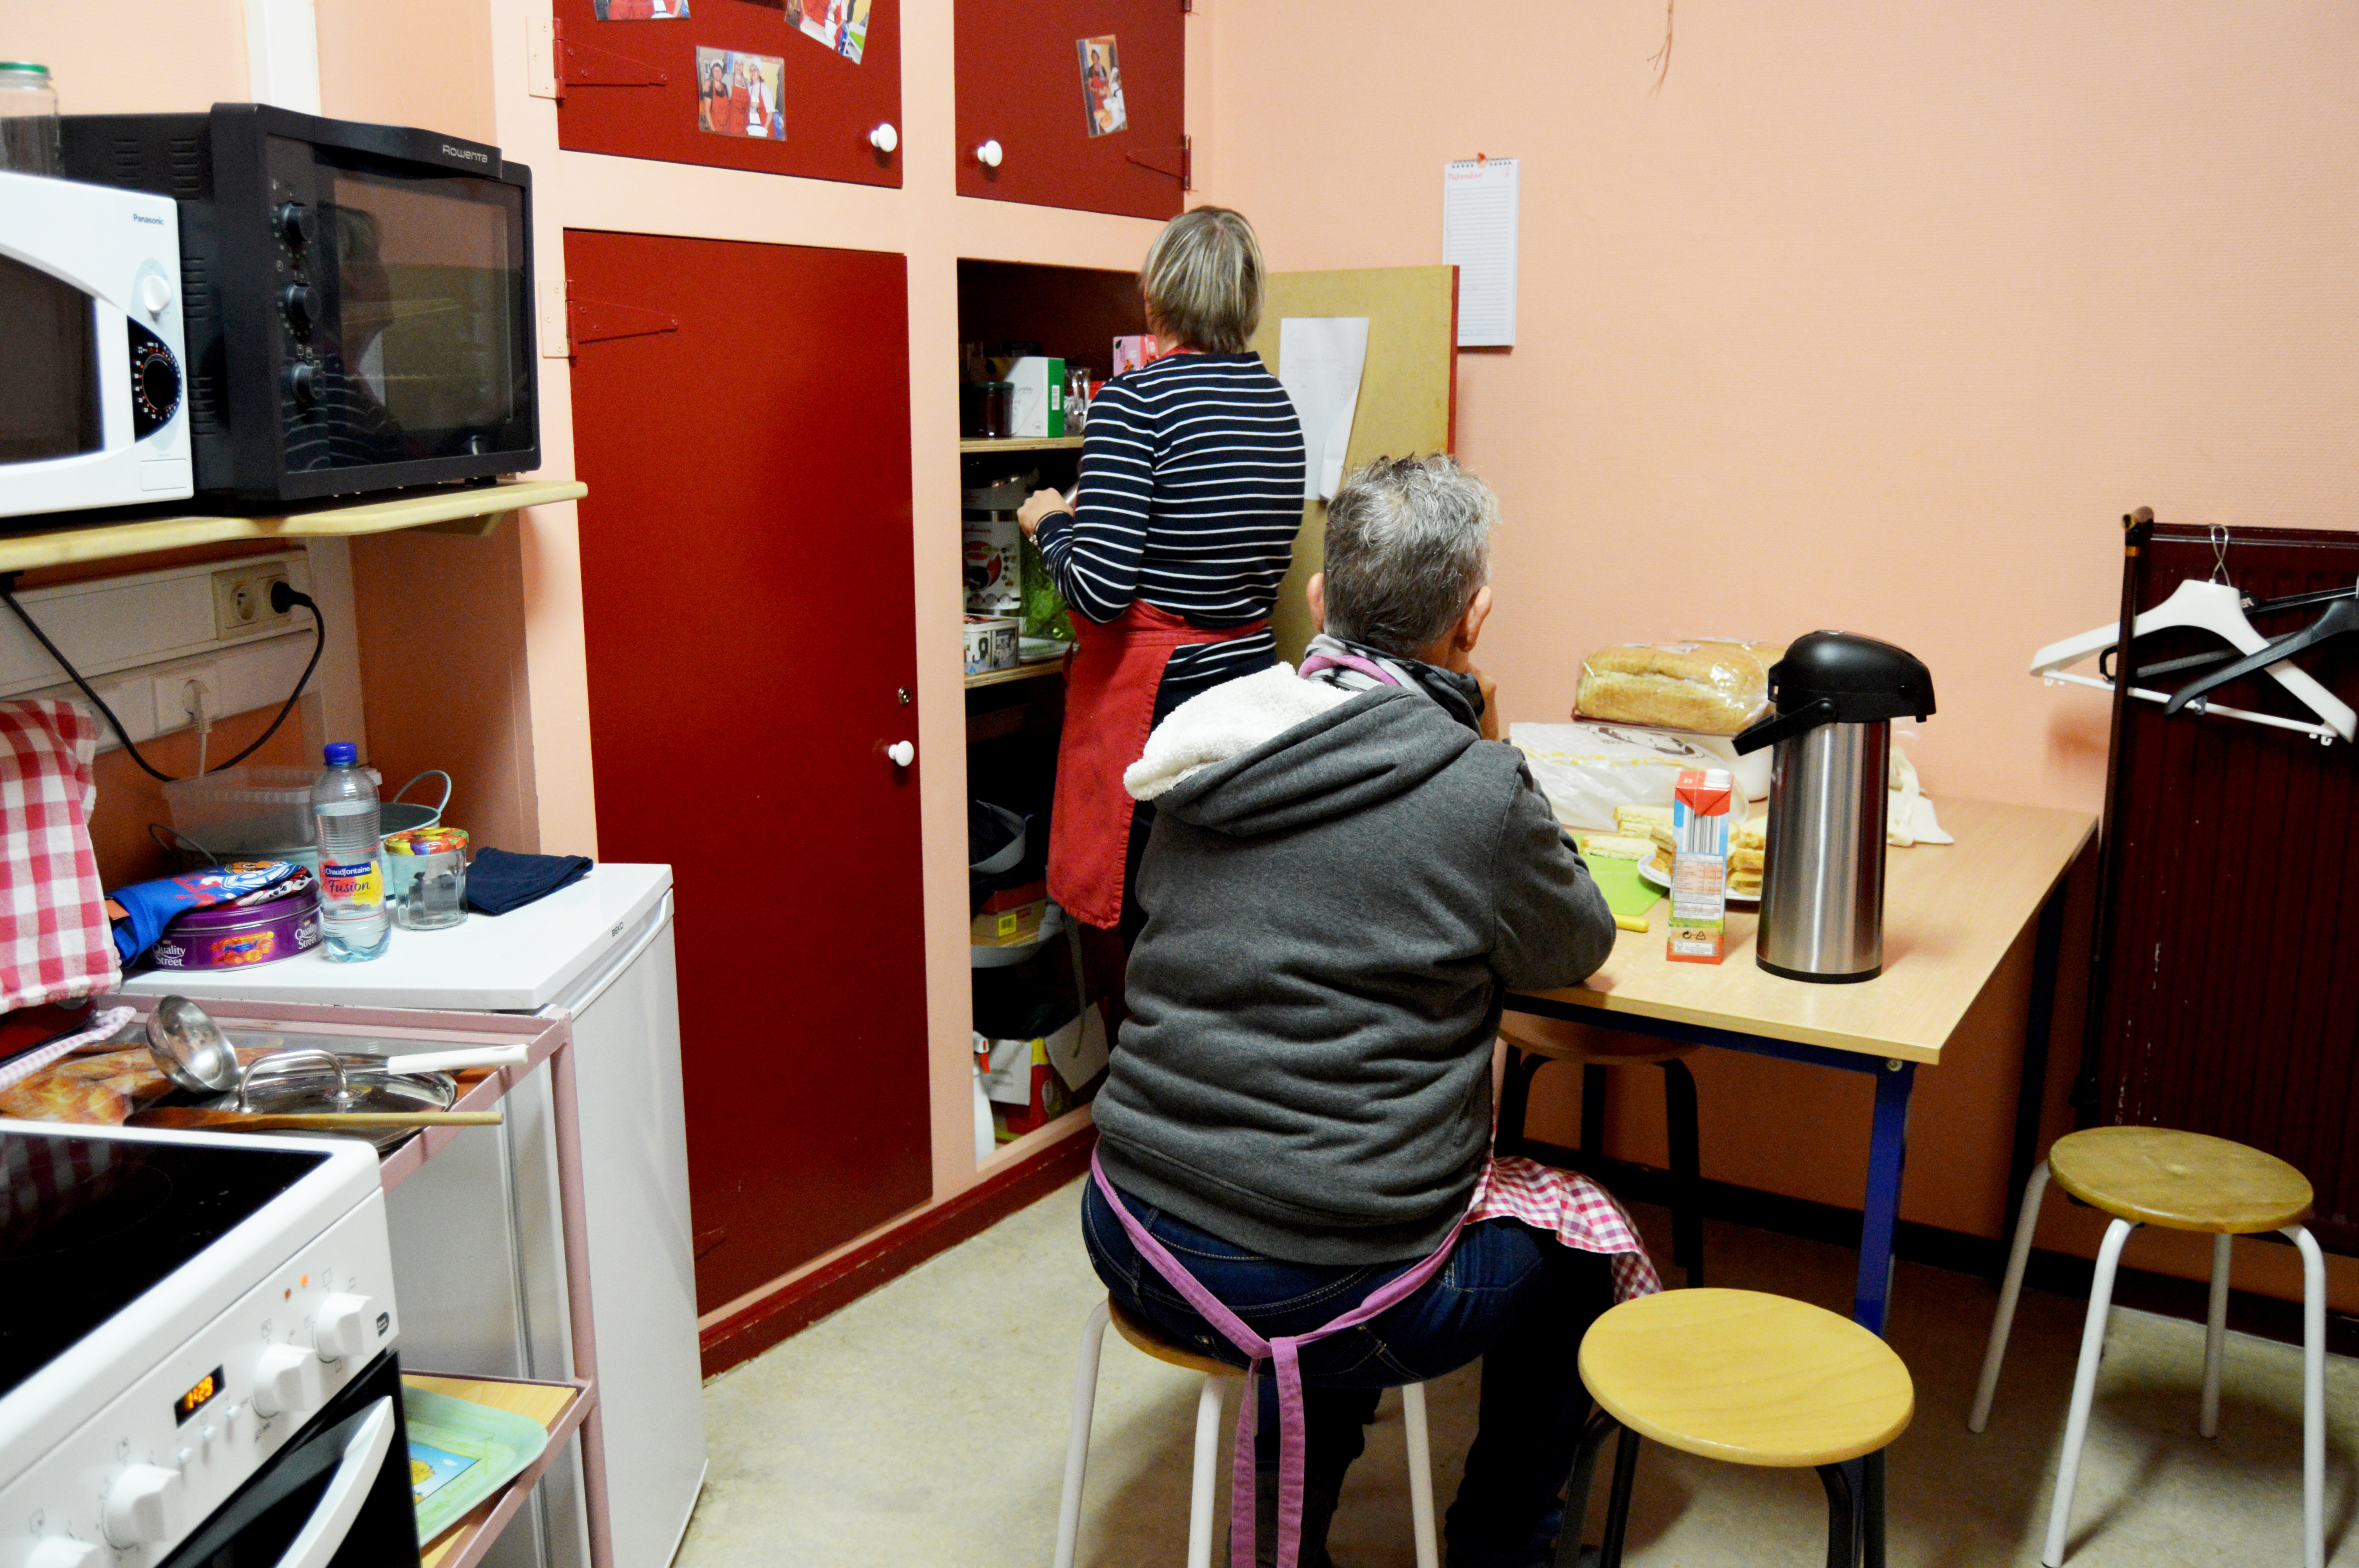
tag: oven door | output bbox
[157,1351,418,1568]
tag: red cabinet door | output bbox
[956,0,1185,220]
[556,0,902,188]
[563,229,929,1312]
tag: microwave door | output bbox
[0,255,104,464]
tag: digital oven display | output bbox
[174,1367,225,1425]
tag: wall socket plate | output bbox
[212,561,293,640]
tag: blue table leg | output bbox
[1854,1061,1916,1336]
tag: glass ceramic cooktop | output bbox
[0,1129,326,1396]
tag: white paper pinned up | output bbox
[1278,316,1370,502]
[1444,157,1518,347]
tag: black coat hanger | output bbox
[2165,591,2359,718]
[2103,582,2359,682]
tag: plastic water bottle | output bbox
[312,742,390,962]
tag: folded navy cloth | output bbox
[466,848,594,915]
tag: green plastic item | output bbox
[402,1384,552,1543]
[1020,535,1076,642]
[1582,854,1663,922]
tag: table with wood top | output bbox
[1502,797,2097,1337]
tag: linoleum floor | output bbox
[679,1176,2359,1566]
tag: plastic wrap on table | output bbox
[1575,639,1785,735]
[1510,722,1723,833]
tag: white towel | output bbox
[1123,663,1356,801]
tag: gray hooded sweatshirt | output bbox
[1093,667,1617,1265]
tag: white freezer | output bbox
[120,863,708,1568]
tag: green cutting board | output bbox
[1580,849,1663,921]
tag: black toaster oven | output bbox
[62,103,538,504]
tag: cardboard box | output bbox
[1004,356,1066,439]
[977,1004,1109,1141]
[1111,334,1161,376]
[963,615,1019,675]
[971,897,1049,946]
[1666,768,1735,964]
[963,510,1021,613]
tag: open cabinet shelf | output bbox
[408,1373,596,1568]
[958,436,1083,454]
[0,480,588,573]
[964,660,1065,691]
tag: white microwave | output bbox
[0,169,194,519]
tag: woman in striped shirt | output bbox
[1018,207,1307,942]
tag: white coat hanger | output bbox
[2029,526,2355,745]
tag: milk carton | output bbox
[1665,768,1735,964]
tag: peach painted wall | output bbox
[1201,0,2359,1306]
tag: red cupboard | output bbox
[563,229,931,1312]
[955,0,1187,220]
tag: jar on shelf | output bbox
[0,63,60,176]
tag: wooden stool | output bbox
[1969,1126,2324,1567]
[1568,1288,1914,1568]
[1498,1015,1706,1282]
[1051,1298,1440,1568]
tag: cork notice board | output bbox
[1248,266,1459,663]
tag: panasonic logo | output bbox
[442,143,491,164]
[132,213,164,225]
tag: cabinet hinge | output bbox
[565,292,681,356]
[1125,134,1192,190]
[555,18,669,93]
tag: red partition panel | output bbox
[556,0,902,187]
[563,229,929,1310]
[956,0,1185,220]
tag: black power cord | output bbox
[0,573,326,784]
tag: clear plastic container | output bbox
[311,743,390,962]
[165,765,383,860]
[0,63,60,176]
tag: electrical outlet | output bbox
[212,562,293,641]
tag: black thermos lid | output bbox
[1733,632,1936,753]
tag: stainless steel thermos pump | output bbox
[1732,632,1936,983]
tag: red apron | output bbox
[1049,603,1265,929]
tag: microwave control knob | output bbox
[101,1465,182,1548]
[974,138,1003,169]
[250,1344,312,1418]
[275,201,315,247]
[282,362,319,411]
[280,283,319,335]
[26,1539,103,1568]
[868,122,898,154]
[313,1292,374,1361]
[140,273,174,319]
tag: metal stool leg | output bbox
[2286,1225,2326,1568]
[1659,1058,1703,1283]
[1578,1064,1609,1167]
[1969,1161,2052,1432]
[1554,1409,1619,1568]
[1816,1461,1857,1568]
[2199,1232,2231,1438]
[1498,1046,1549,1159]
[1860,1448,1888,1568]
[2041,1216,2137,1567]
[1401,1383,1439,1568]
[1052,1301,1112,1568]
[1596,1425,1642,1568]
[1183,1374,1232,1568]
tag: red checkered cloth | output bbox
[1468,1154,1662,1303]
[0,702,120,1012]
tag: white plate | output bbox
[1635,855,1758,906]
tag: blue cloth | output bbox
[1082,1178,1610,1568]
[464,849,592,915]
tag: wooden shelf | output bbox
[407,1372,596,1568]
[965,660,1066,690]
[958,436,1083,453]
[0,480,589,573]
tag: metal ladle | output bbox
[144,995,242,1095]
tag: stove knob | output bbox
[282,361,318,411]
[279,283,319,336]
[102,1465,182,1548]
[250,1344,313,1418]
[276,201,315,247]
[27,1539,103,1568]
[313,1292,374,1361]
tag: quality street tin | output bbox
[148,884,322,969]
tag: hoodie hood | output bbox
[1134,666,1480,838]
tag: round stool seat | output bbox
[1579,1288,1913,1468]
[1499,1014,1698,1068]
[2048,1126,2312,1234]
[1107,1299,1239,1379]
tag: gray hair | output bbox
[1321,456,1498,656]
[1138,207,1265,354]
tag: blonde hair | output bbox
[1138,207,1265,354]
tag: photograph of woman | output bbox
[1076,36,1127,137]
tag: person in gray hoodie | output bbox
[1082,456,1623,1568]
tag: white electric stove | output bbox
[0,1122,413,1568]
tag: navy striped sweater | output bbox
[1037,352,1307,698]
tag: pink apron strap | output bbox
[1090,1151,1468,1568]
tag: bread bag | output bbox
[1510,722,1722,832]
[1576,640,1784,735]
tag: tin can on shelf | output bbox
[148,884,321,969]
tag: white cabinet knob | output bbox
[313,1292,374,1361]
[974,139,1002,169]
[102,1466,182,1548]
[250,1344,313,1418]
[868,122,898,154]
[886,741,915,768]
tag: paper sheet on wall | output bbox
[1278,316,1370,501]
[1443,158,1518,347]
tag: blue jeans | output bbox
[1082,1178,1611,1568]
